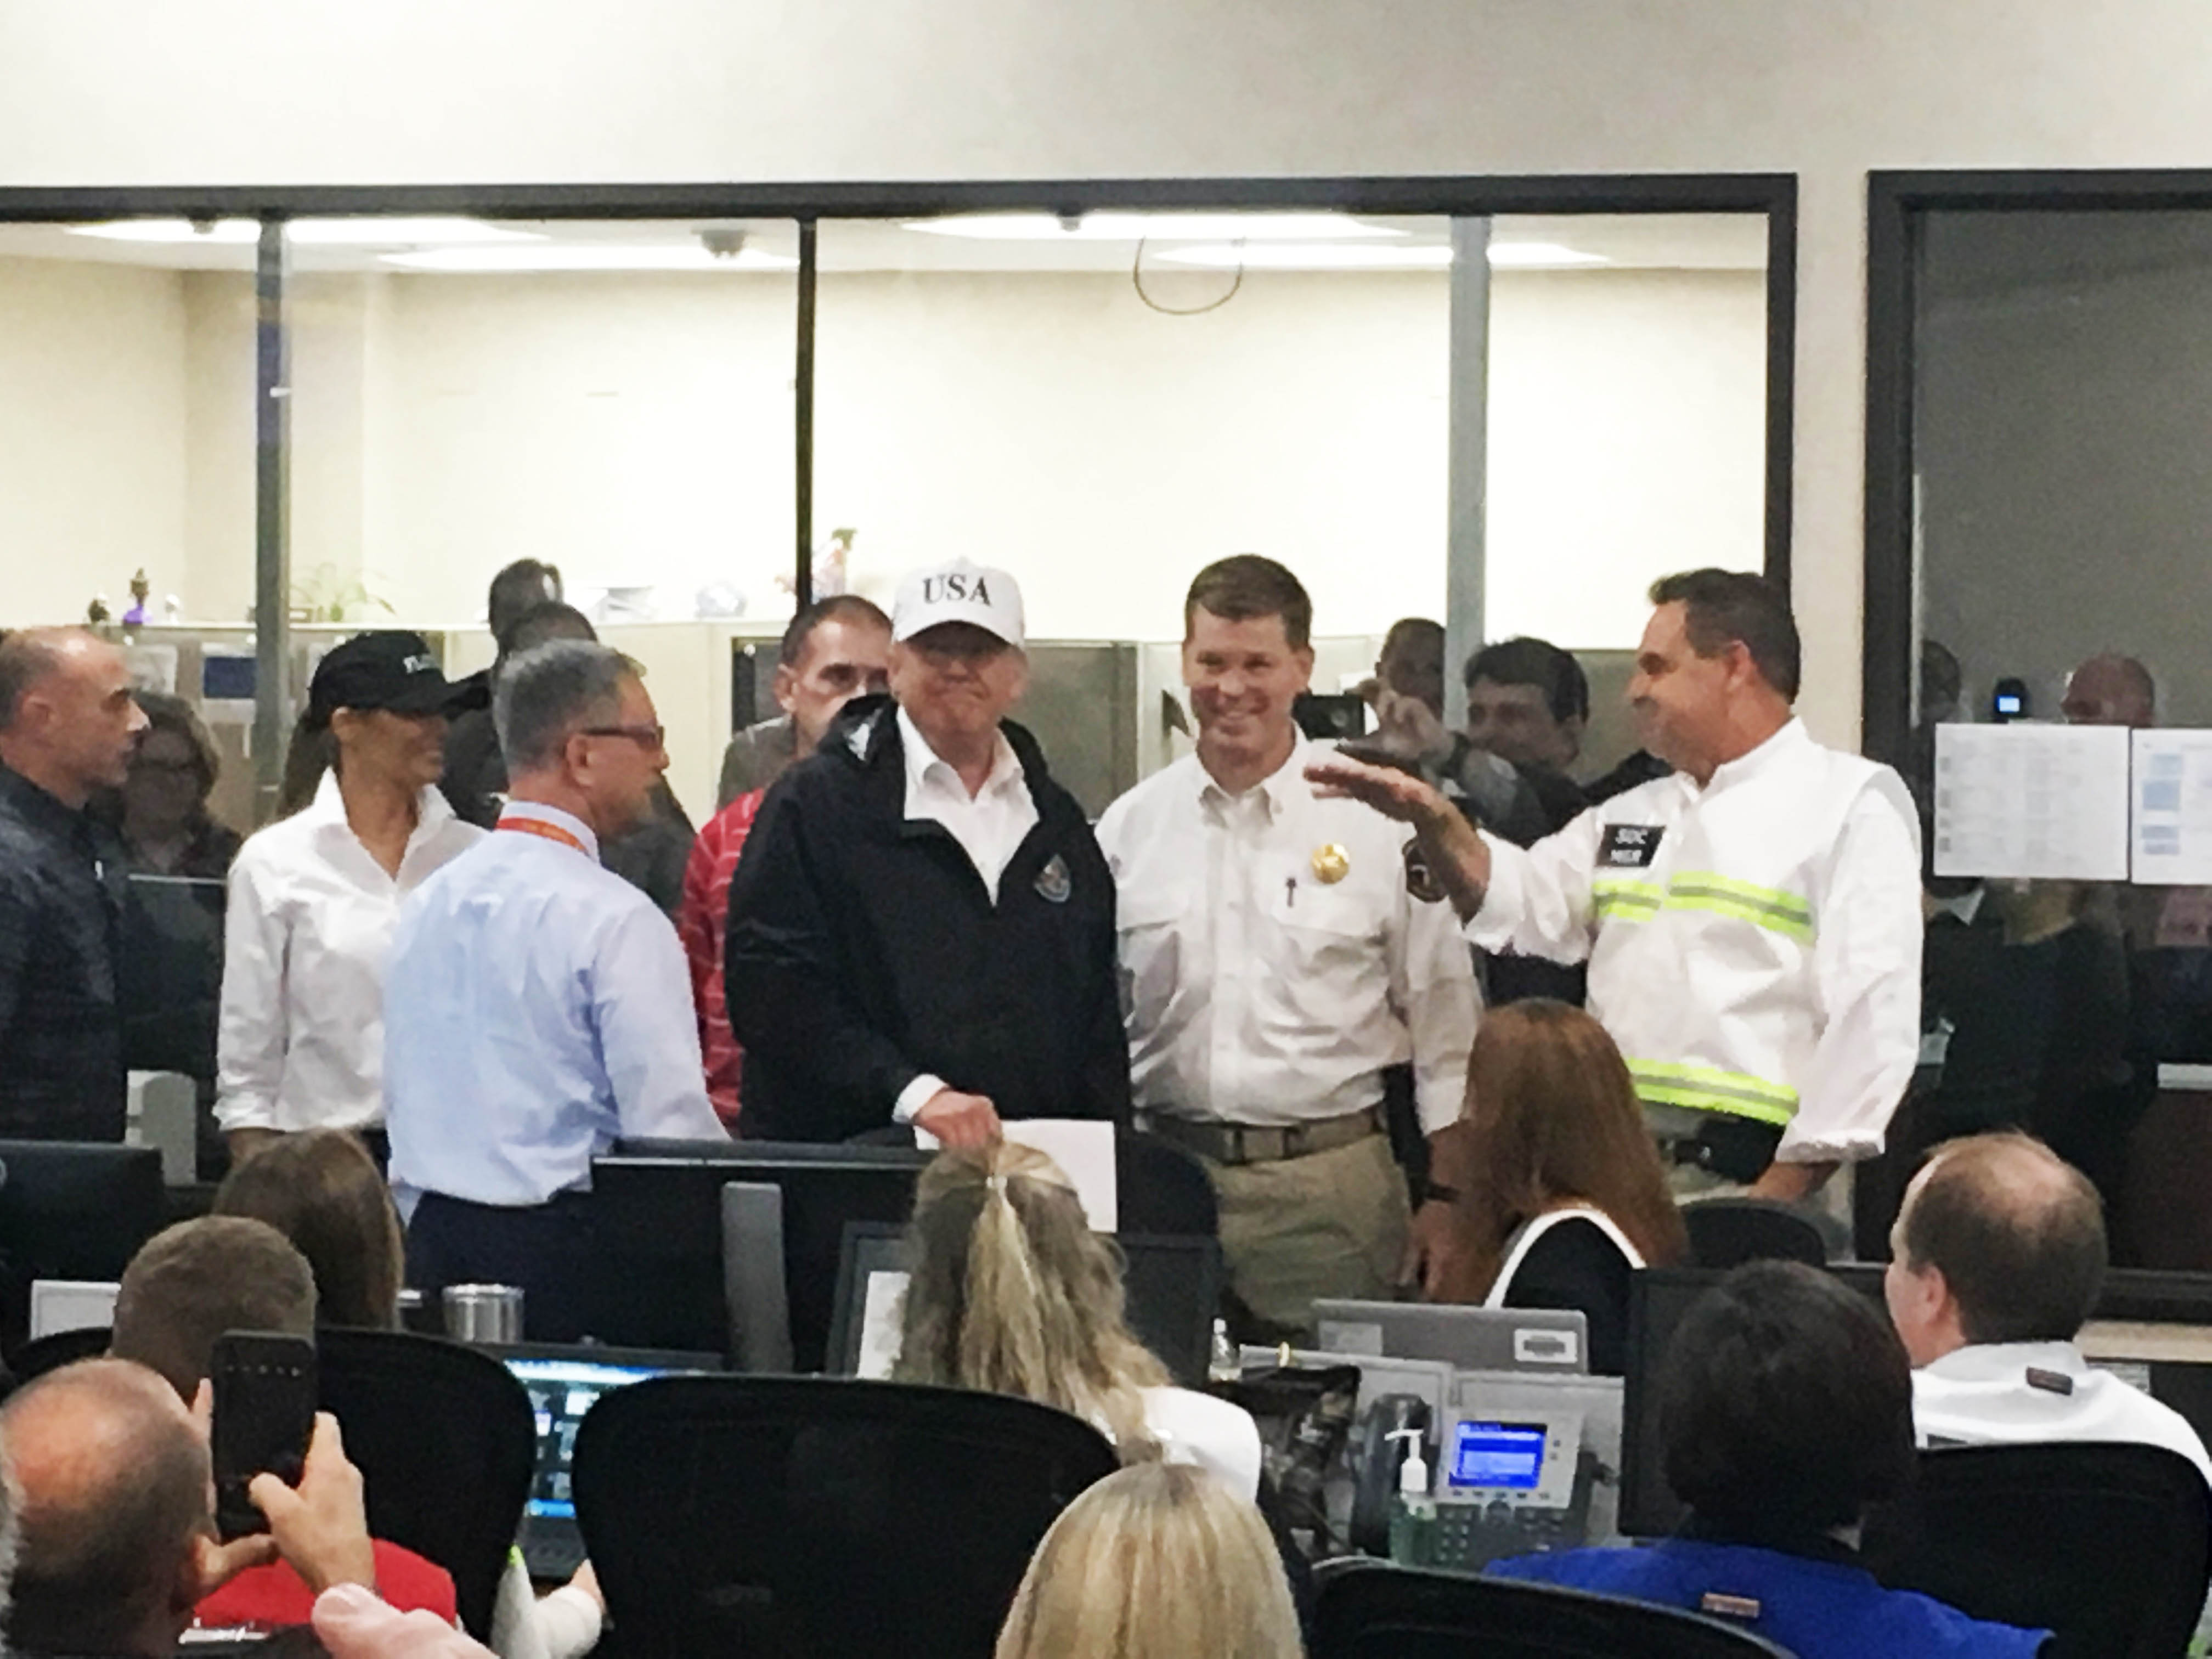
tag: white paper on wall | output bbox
[1932,724,2130,882]
[2130,730,2212,885]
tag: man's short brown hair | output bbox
[1184,556,1312,650]
[1899,1133,2107,1345]
[109,1217,318,1400]
[1648,568,1801,701]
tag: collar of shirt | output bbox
[303,768,465,857]
[497,798,601,862]
[1702,716,1811,795]
[1194,732,1310,822]
[896,705,1026,809]
[1927,886,1988,927]
[0,760,91,842]
[1920,1340,2086,1385]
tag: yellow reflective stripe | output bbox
[1592,877,1663,924]
[1663,872,1815,944]
[1629,1060,1798,1127]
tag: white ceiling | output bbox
[0,212,1768,275]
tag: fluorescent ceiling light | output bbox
[70,218,261,244]
[380,245,797,272]
[1159,243,1453,270]
[904,212,1398,242]
[69,217,540,246]
[1157,240,1609,270]
[1485,241,1609,268]
[286,218,539,246]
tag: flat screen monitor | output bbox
[591,1141,929,1370]
[0,1142,165,1360]
[828,1221,1224,1387]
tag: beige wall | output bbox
[0,258,187,623]
[16,0,2212,736]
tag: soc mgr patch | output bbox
[1597,824,1664,869]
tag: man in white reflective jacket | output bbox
[1310,569,1922,1231]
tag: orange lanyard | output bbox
[495,814,589,855]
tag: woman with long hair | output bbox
[212,1127,405,1329]
[1426,998,1687,1373]
[994,1463,1302,1659]
[895,1141,1262,1497]
[217,631,481,1166]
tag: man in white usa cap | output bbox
[726,558,1130,1145]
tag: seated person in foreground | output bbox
[1,1357,378,1658]
[1492,1261,2050,1658]
[894,1142,1262,1498]
[1418,999,1686,1374]
[104,1216,456,1632]
[1886,1130,2212,1484]
[213,1126,605,1656]
[994,1462,1301,1659]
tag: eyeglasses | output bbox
[579,723,667,752]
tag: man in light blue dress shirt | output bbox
[385,640,727,1339]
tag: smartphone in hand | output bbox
[210,1330,318,1541]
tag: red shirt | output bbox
[678,789,765,1125]
[196,1538,456,1631]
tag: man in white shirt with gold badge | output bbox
[1310,569,1922,1233]
[1097,556,1478,1338]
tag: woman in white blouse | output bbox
[217,632,484,1164]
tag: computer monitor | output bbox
[0,1142,165,1359]
[827,1221,1226,1387]
[494,1342,719,1578]
[29,1279,120,1340]
[1311,1299,1589,1375]
[591,1141,929,1370]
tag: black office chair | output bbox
[315,1328,535,1643]
[1116,1131,1219,1238]
[8,1323,110,1388]
[1313,1559,1795,1657]
[574,1375,1120,1659]
[1680,1199,1827,1269]
[1863,1440,2211,1659]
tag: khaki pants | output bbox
[1200,1133,1411,1339]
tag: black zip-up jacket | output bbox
[724,696,1130,1143]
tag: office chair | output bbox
[1863,1440,2211,1659]
[1313,1559,1795,1658]
[7,1322,110,1389]
[574,1375,1120,1658]
[315,1328,536,1643]
[1680,1199,1827,1269]
[1116,1130,1219,1238]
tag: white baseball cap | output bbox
[891,558,1025,650]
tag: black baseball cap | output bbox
[306,631,483,725]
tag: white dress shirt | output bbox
[1468,719,1922,1162]
[1913,1340,2212,1488]
[216,772,482,1135]
[1095,737,1478,1134]
[889,707,1043,1124]
[383,800,726,1209]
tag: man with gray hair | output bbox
[383,640,726,1340]
[0,626,149,1140]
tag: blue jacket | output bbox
[1492,1538,2049,1658]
